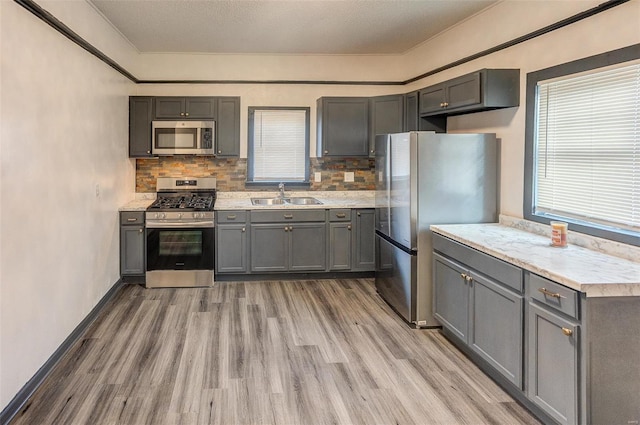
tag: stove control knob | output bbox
[154,213,159,219]
[178,213,182,219]
[161,213,166,219]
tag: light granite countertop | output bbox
[215,190,375,210]
[431,222,640,297]
[119,191,375,212]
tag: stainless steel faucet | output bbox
[278,182,285,199]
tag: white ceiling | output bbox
[88,0,498,55]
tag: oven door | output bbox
[146,225,214,288]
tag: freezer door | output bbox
[375,232,416,323]
[375,134,390,237]
[389,132,416,249]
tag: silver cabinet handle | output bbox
[242,227,245,232]
[185,112,189,116]
[180,112,185,116]
[336,213,346,218]
[139,228,143,233]
[218,150,222,154]
[127,218,137,222]
[324,150,329,154]
[283,214,293,219]
[227,215,236,220]
[538,287,566,299]
[357,212,361,216]
[348,225,351,230]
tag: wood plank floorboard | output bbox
[10,278,541,425]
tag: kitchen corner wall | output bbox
[136,157,375,192]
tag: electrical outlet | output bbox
[314,172,322,182]
[95,184,100,198]
[344,172,354,182]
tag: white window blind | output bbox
[534,62,640,232]
[251,109,307,181]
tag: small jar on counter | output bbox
[550,221,568,247]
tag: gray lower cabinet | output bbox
[329,209,352,271]
[216,211,248,273]
[120,211,145,276]
[352,209,375,271]
[433,235,524,389]
[470,272,523,388]
[527,301,579,425]
[250,210,326,272]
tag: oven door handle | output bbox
[146,221,214,229]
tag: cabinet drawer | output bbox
[528,273,579,319]
[120,211,145,225]
[433,233,523,293]
[251,209,325,223]
[329,209,351,221]
[217,211,247,223]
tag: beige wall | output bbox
[0,1,136,409]
[1,0,638,412]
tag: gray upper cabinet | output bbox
[317,97,369,157]
[369,95,404,157]
[404,91,419,132]
[419,69,519,117]
[120,211,145,277]
[129,97,153,157]
[154,96,216,119]
[215,97,240,157]
[352,209,375,271]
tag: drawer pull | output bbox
[336,213,346,218]
[348,225,352,230]
[139,228,143,233]
[127,218,138,222]
[538,287,566,299]
[242,227,245,232]
[227,215,237,220]
[283,214,293,219]
[562,327,573,336]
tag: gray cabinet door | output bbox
[250,224,288,272]
[470,273,524,388]
[527,302,579,425]
[129,97,153,157]
[419,84,446,115]
[329,222,351,271]
[289,223,327,271]
[184,97,215,119]
[216,224,247,273]
[445,72,481,110]
[215,97,240,157]
[404,91,419,131]
[317,97,369,157]
[352,209,375,271]
[433,253,470,342]
[120,225,145,276]
[155,97,185,119]
[369,95,404,157]
[154,97,215,119]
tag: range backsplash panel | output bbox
[136,157,375,192]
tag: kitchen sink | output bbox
[250,197,323,206]
[286,197,323,205]
[251,198,287,205]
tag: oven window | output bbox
[155,128,197,149]
[158,231,202,256]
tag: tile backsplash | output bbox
[136,157,375,192]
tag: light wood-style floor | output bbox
[10,279,540,425]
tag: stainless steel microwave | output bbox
[151,120,215,156]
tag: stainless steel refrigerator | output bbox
[375,131,498,328]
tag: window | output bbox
[524,45,640,246]
[247,107,310,183]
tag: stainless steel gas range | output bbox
[145,177,216,288]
